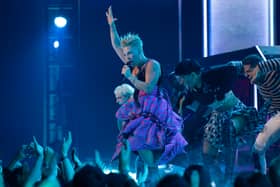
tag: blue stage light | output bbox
[53,40,60,48]
[54,16,67,28]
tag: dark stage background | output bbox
[0,0,47,163]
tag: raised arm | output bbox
[24,136,44,187]
[7,145,29,171]
[106,6,127,63]
[60,131,75,182]
[122,60,161,93]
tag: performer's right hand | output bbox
[106,6,117,25]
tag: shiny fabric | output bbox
[112,87,188,164]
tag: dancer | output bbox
[242,54,280,174]
[174,59,258,184]
[114,84,135,130]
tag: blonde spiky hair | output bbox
[114,83,135,98]
[120,33,143,51]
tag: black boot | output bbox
[252,152,261,171]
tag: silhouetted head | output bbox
[174,59,202,91]
[234,171,272,187]
[157,174,188,187]
[72,165,105,187]
[183,164,212,187]
[104,173,137,187]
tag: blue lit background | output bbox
[0,0,279,165]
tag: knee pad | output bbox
[253,142,265,155]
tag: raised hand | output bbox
[70,148,81,168]
[106,6,117,25]
[17,145,30,160]
[61,131,72,157]
[31,136,44,157]
[24,136,44,187]
[60,131,74,182]
[7,144,32,171]
[94,150,106,171]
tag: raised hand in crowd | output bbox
[24,136,44,187]
[42,146,57,179]
[60,131,75,183]
[71,147,82,170]
[61,131,72,159]
[94,150,106,171]
[7,144,33,171]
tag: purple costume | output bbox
[112,61,188,164]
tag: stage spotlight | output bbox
[54,16,67,28]
[53,40,60,48]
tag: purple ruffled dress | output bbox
[112,87,188,164]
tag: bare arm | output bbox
[24,137,44,187]
[60,131,75,182]
[106,6,127,63]
[123,60,161,93]
[7,145,28,171]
